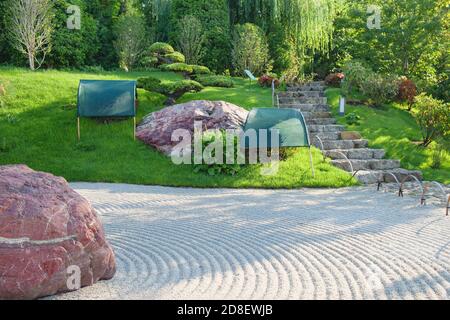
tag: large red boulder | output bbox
[136,100,249,155]
[0,165,116,299]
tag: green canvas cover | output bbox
[243,108,311,148]
[77,80,137,117]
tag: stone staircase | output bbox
[278,82,422,184]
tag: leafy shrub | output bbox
[342,61,372,96]
[413,93,450,147]
[258,74,280,87]
[194,75,234,88]
[397,77,417,110]
[140,56,158,68]
[164,52,186,63]
[360,73,399,107]
[345,112,361,125]
[325,73,345,87]
[193,130,243,176]
[164,80,203,96]
[190,65,211,75]
[160,63,194,74]
[149,42,174,55]
[137,77,162,92]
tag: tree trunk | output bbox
[28,52,35,71]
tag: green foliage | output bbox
[360,73,399,108]
[160,63,194,74]
[193,130,243,176]
[149,42,174,55]
[413,93,450,147]
[164,80,203,96]
[174,15,204,65]
[190,65,211,75]
[341,61,372,96]
[164,52,185,63]
[137,76,162,92]
[345,112,361,125]
[397,78,417,110]
[232,23,271,76]
[194,75,234,88]
[140,56,158,68]
[137,76,203,104]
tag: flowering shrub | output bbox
[397,77,417,110]
[258,74,280,88]
[325,73,344,87]
[360,73,399,107]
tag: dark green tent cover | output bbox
[77,80,137,117]
[243,108,311,148]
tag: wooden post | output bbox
[77,117,80,141]
[133,117,136,141]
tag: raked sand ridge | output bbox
[49,184,450,300]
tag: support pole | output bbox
[77,117,80,141]
[308,147,315,178]
[133,117,136,141]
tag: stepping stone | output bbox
[324,148,386,160]
[319,140,369,150]
[308,118,337,125]
[340,131,362,140]
[331,159,401,171]
[309,125,346,133]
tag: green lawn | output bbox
[326,88,450,184]
[0,67,356,188]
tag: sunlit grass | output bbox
[326,88,449,184]
[0,67,356,188]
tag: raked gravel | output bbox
[49,183,450,300]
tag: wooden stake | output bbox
[77,117,80,141]
[133,117,136,141]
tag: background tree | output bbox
[175,15,204,65]
[114,11,148,71]
[5,0,53,70]
[232,23,271,76]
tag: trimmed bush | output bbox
[258,74,280,88]
[164,80,203,95]
[397,77,417,110]
[149,42,174,55]
[194,75,234,88]
[140,56,158,68]
[325,73,345,87]
[137,77,162,92]
[360,73,399,107]
[137,77,203,105]
[191,65,211,75]
[413,93,450,147]
[160,63,194,74]
[164,52,186,63]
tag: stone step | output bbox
[307,118,337,125]
[324,148,386,160]
[279,104,330,112]
[316,139,369,150]
[278,91,325,98]
[314,132,341,141]
[302,112,333,119]
[355,169,423,185]
[309,124,346,133]
[279,97,328,104]
[331,159,401,172]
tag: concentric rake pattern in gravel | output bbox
[52,184,450,300]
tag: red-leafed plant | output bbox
[325,73,345,87]
[258,74,280,88]
[397,77,417,111]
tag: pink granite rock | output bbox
[0,165,116,300]
[136,100,249,155]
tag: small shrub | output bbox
[137,77,162,92]
[345,112,361,125]
[258,74,280,88]
[413,93,450,147]
[360,73,399,107]
[149,42,174,55]
[342,61,372,96]
[325,73,345,87]
[194,75,234,88]
[140,56,158,68]
[160,63,194,74]
[164,80,203,96]
[397,77,417,110]
[164,52,186,63]
[190,65,211,75]
[193,130,243,176]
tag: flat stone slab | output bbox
[49,183,450,300]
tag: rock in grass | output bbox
[0,165,116,300]
[136,100,249,155]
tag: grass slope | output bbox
[326,88,449,184]
[0,67,355,188]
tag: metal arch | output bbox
[423,181,450,216]
[332,151,355,175]
[377,172,401,193]
[400,174,425,205]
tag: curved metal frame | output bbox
[377,172,401,192]
[422,181,450,216]
[400,174,425,205]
